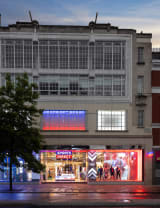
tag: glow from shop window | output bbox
[138,150,142,181]
[42,110,86,131]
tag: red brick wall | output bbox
[152,71,160,87]
[153,128,160,146]
[152,94,160,123]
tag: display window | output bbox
[92,150,142,182]
[40,150,87,182]
[0,156,40,182]
[0,157,27,182]
[40,149,142,183]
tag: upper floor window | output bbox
[97,110,127,131]
[137,76,144,94]
[1,39,126,70]
[41,110,86,131]
[137,47,144,64]
[137,110,144,128]
[38,75,126,97]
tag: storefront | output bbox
[0,156,40,182]
[40,150,87,182]
[0,157,28,182]
[40,149,143,183]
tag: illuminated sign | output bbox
[56,151,72,159]
[147,151,153,158]
[42,110,86,131]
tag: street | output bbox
[1,184,160,207]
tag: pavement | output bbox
[1,184,160,207]
[1,183,160,193]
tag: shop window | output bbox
[97,110,126,131]
[40,150,87,182]
[89,150,142,182]
[42,110,86,130]
[40,149,142,183]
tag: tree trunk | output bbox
[9,153,13,191]
[9,138,13,191]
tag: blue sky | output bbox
[0,0,160,46]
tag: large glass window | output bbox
[40,150,87,182]
[49,40,58,69]
[38,75,126,97]
[40,149,142,183]
[24,40,32,68]
[60,40,68,69]
[79,41,88,69]
[89,150,142,182]
[1,39,125,71]
[15,40,23,68]
[3,40,14,68]
[39,40,49,69]
[98,110,126,131]
[104,42,112,70]
[42,110,86,131]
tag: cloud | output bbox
[1,0,160,46]
[127,0,160,18]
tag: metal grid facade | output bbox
[1,39,125,70]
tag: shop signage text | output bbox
[56,151,72,159]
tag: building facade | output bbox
[0,20,152,184]
[152,49,160,184]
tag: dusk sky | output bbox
[0,0,160,47]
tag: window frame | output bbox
[137,47,145,64]
[97,110,127,131]
[41,110,87,131]
[137,110,144,128]
[137,76,144,94]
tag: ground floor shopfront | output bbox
[0,149,143,183]
[40,149,143,183]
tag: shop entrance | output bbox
[40,150,87,182]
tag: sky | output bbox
[0,0,160,47]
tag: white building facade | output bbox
[0,20,152,184]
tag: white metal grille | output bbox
[1,39,126,70]
[98,110,126,131]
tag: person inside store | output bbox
[116,166,121,180]
[103,166,108,180]
[57,167,61,176]
[110,165,115,180]
[99,166,103,180]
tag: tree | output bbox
[0,73,45,191]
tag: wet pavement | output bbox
[1,183,160,193]
[1,184,160,207]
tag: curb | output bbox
[1,191,160,194]
[1,199,160,207]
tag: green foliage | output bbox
[0,73,45,172]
